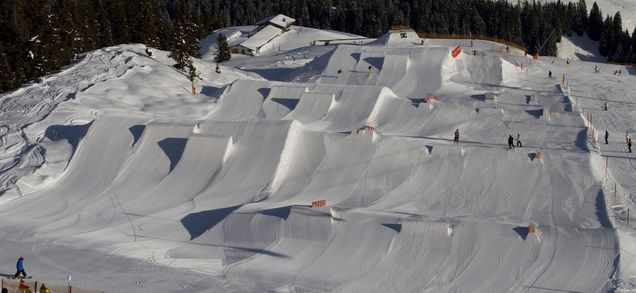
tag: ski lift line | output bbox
[536,28,557,56]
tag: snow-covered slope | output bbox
[0,27,633,292]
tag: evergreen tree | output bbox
[588,2,603,41]
[215,33,231,62]
[169,1,200,69]
[598,16,613,56]
[576,0,588,35]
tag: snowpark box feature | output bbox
[0,24,629,292]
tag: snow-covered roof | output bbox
[239,25,282,51]
[256,14,295,28]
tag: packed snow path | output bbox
[0,32,626,292]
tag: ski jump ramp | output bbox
[314,45,448,97]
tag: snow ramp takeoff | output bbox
[311,45,449,97]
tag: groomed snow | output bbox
[0,28,632,292]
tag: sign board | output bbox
[312,200,326,208]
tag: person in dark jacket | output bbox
[454,129,460,144]
[605,130,609,144]
[629,138,632,153]
[508,135,515,149]
[14,256,26,279]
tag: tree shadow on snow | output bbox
[158,138,188,172]
[181,205,242,240]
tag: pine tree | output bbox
[576,0,588,35]
[215,33,231,62]
[169,1,200,69]
[587,2,602,41]
[599,16,613,56]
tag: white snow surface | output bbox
[0,27,633,292]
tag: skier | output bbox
[337,69,342,77]
[14,256,26,279]
[566,58,570,65]
[548,70,552,78]
[508,134,515,149]
[605,130,609,144]
[619,69,622,75]
[604,102,608,111]
[516,133,522,147]
[629,138,632,153]
[453,129,460,144]
[215,63,221,74]
[368,65,372,75]
[594,65,599,73]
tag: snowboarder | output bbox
[453,129,459,144]
[629,138,632,153]
[604,101,608,111]
[215,63,221,74]
[516,133,522,147]
[508,135,515,149]
[605,130,609,144]
[14,257,26,279]
[548,70,552,78]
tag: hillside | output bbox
[0,26,633,292]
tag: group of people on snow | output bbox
[604,130,632,153]
[3,257,52,293]
[452,129,522,148]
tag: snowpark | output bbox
[0,23,633,292]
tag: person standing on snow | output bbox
[629,138,632,153]
[548,70,552,78]
[14,256,26,279]
[39,284,51,293]
[605,130,609,144]
[516,133,522,147]
[453,129,460,144]
[604,102,608,111]
[508,135,515,149]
